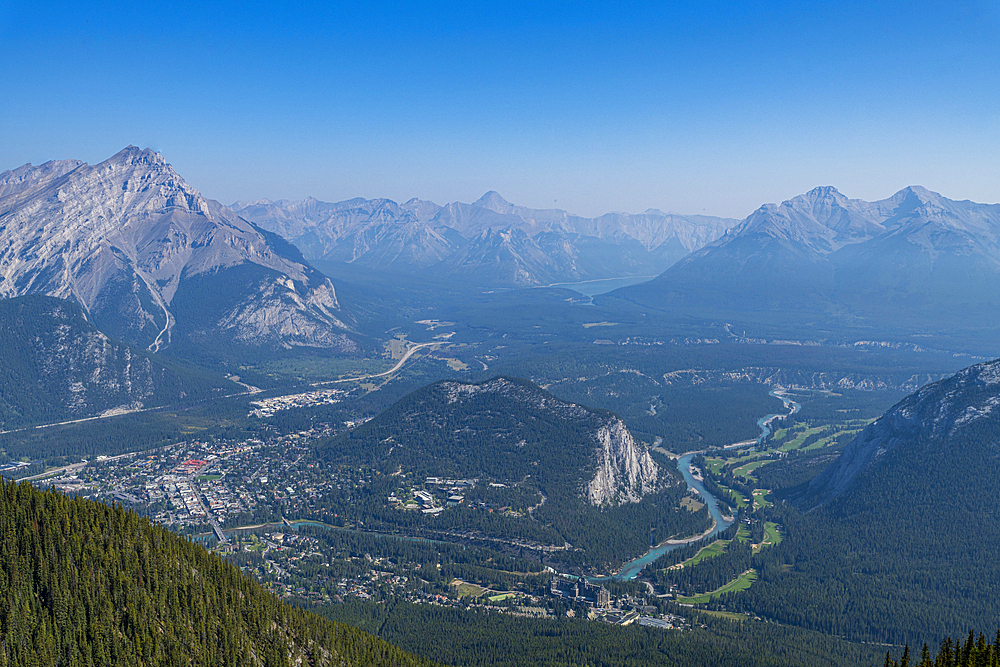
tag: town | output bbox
[22,425,702,632]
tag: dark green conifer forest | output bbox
[0,479,435,666]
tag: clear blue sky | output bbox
[2,1,998,218]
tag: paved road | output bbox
[19,450,140,482]
[312,341,441,387]
[3,338,443,437]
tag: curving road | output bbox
[312,341,441,387]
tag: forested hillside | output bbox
[723,359,1000,644]
[0,294,228,429]
[318,376,709,571]
[0,478,436,666]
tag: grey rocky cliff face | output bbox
[440,377,661,505]
[19,297,157,417]
[586,417,660,505]
[0,147,354,352]
[807,358,1000,506]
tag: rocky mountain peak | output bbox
[401,197,442,222]
[473,190,514,213]
[107,145,167,167]
[0,148,355,353]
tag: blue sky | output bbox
[2,1,998,218]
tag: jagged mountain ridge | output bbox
[614,185,1000,329]
[0,147,356,353]
[233,192,735,286]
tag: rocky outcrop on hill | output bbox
[586,417,660,505]
[324,375,664,506]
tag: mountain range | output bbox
[233,193,735,287]
[612,185,1000,335]
[0,147,356,354]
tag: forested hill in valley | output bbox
[608,185,1000,342]
[318,376,710,571]
[0,294,229,430]
[233,192,735,287]
[725,357,1000,644]
[0,477,437,666]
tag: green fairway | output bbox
[733,459,771,481]
[705,457,727,474]
[778,425,827,451]
[752,488,772,509]
[672,539,728,570]
[801,427,862,451]
[676,569,758,604]
[763,521,782,546]
[717,484,748,509]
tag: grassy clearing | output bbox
[196,474,222,482]
[452,581,487,598]
[258,357,394,382]
[442,358,469,371]
[752,489,772,510]
[733,459,772,481]
[676,569,758,605]
[680,496,705,512]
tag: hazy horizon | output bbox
[3,1,999,219]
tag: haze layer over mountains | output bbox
[234,192,735,286]
[5,147,1000,357]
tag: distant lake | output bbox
[541,275,656,298]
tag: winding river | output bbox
[590,451,735,581]
[755,388,801,446]
[211,389,800,583]
[591,387,800,581]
